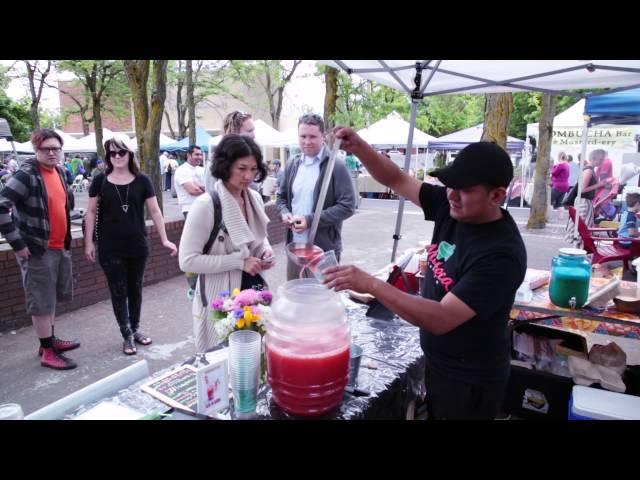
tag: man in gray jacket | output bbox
[277,114,356,280]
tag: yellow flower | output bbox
[236,319,245,329]
[232,288,241,297]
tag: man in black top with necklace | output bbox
[324,128,527,420]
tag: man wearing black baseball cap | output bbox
[324,127,527,420]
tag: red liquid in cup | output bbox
[266,342,349,417]
[291,247,321,263]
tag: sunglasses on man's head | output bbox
[109,149,129,158]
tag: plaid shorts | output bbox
[17,249,73,316]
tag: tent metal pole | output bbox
[574,116,591,239]
[10,141,20,166]
[391,99,419,262]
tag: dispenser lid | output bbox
[559,247,587,256]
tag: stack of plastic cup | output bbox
[0,403,24,420]
[229,330,262,418]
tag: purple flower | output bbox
[211,299,224,310]
[219,290,230,298]
[258,290,272,305]
[233,309,245,319]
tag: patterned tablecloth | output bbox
[511,269,640,339]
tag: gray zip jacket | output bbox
[276,149,356,256]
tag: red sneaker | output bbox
[40,348,77,370]
[38,337,81,356]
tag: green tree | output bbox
[230,60,302,129]
[55,60,129,160]
[0,93,32,142]
[21,60,52,131]
[323,66,338,130]
[528,94,557,229]
[124,60,168,213]
[165,60,231,139]
[186,60,196,145]
[481,93,513,149]
[421,94,484,136]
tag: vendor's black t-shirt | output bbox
[89,172,155,257]
[419,183,527,384]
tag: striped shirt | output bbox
[0,158,72,255]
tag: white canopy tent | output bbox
[208,119,289,149]
[280,127,299,147]
[54,129,82,151]
[0,138,33,153]
[71,128,116,153]
[320,60,640,260]
[133,133,176,148]
[357,111,436,147]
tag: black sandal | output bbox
[133,332,152,346]
[123,335,137,355]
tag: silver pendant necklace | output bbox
[113,182,130,213]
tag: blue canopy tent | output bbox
[429,124,524,153]
[585,88,640,126]
[162,127,211,153]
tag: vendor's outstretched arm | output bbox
[334,126,423,207]
[323,265,475,335]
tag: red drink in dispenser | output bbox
[266,279,351,417]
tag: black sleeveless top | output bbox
[581,166,597,200]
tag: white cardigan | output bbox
[179,181,271,352]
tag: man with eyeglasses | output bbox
[276,114,356,280]
[0,129,79,370]
[174,145,206,219]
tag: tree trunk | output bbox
[527,94,557,229]
[324,66,339,130]
[481,93,513,149]
[176,61,186,139]
[81,116,91,136]
[30,103,40,132]
[124,60,168,214]
[92,95,105,160]
[87,65,106,161]
[186,60,196,146]
[164,111,176,139]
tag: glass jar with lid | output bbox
[549,247,591,308]
[265,279,350,417]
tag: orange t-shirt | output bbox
[40,165,67,249]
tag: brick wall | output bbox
[59,80,133,134]
[0,204,286,333]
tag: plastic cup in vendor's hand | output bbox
[307,250,338,283]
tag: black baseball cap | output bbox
[431,142,513,189]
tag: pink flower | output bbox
[234,289,260,307]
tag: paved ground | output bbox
[1,192,638,415]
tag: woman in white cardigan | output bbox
[179,135,274,352]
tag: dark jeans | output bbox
[165,172,172,191]
[425,367,509,420]
[99,253,149,339]
[551,188,567,209]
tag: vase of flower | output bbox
[209,287,272,384]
